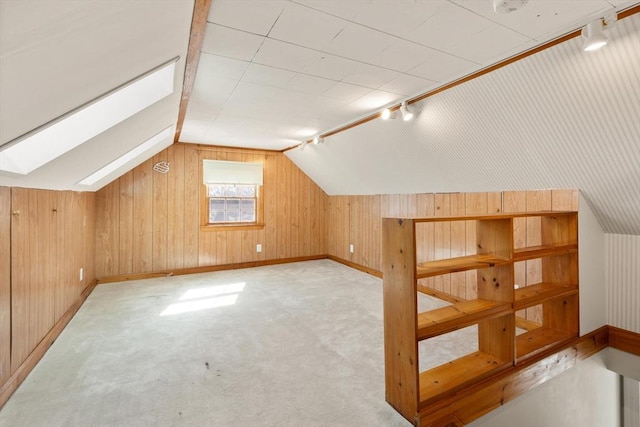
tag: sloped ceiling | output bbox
[287,13,640,234]
[0,0,193,191]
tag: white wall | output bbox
[469,351,620,427]
[606,233,640,334]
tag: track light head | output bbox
[312,136,324,145]
[381,108,396,120]
[582,19,608,51]
[400,102,414,121]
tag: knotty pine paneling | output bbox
[95,144,328,278]
[327,189,577,302]
[0,187,10,385]
[8,188,94,378]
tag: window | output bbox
[202,159,263,229]
[207,183,257,224]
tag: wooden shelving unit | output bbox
[382,211,579,425]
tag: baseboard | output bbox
[0,280,98,408]
[327,255,383,278]
[609,325,640,356]
[97,255,328,284]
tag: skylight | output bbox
[0,57,178,175]
[77,126,174,186]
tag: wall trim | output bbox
[327,255,383,278]
[609,326,640,356]
[0,280,98,408]
[97,255,328,284]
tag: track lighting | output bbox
[299,141,307,151]
[381,108,396,120]
[312,136,324,145]
[582,19,608,51]
[400,102,414,121]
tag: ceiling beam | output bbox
[174,0,212,144]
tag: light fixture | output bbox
[0,57,179,175]
[492,0,528,14]
[381,108,396,120]
[312,136,324,145]
[78,126,174,186]
[582,19,608,51]
[400,102,414,121]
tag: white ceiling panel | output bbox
[252,38,323,72]
[408,50,478,82]
[322,82,372,103]
[352,0,446,38]
[408,1,493,50]
[268,2,346,50]
[207,0,285,36]
[379,74,438,97]
[342,62,402,89]
[286,74,336,95]
[452,0,613,40]
[302,54,359,81]
[242,63,296,89]
[196,52,249,80]
[294,0,372,21]
[323,23,396,63]
[224,81,280,109]
[348,89,401,111]
[446,24,532,64]
[369,39,438,72]
[201,23,264,61]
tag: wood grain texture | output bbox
[0,188,10,385]
[609,326,640,356]
[174,0,213,143]
[95,144,327,278]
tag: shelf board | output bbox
[418,351,510,408]
[513,243,577,261]
[516,327,575,362]
[416,254,509,279]
[417,299,511,340]
[514,283,578,310]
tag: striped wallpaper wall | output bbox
[606,233,640,333]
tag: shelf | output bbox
[516,327,575,361]
[513,244,577,261]
[514,283,578,310]
[417,300,511,340]
[418,351,510,408]
[416,254,509,279]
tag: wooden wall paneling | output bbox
[152,151,169,271]
[551,189,579,211]
[433,194,451,293]
[198,150,216,266]
[276,155,291,259]
[167,144,185,269]
[449,194,466,299]
[299,165,311,257]
[349,195,361,264]
[370,195,381,272]
[0,187,11,385]
[525,190,551,324]
[503,191,527,320]
[52,192,64,322]
[132,159,154,272]
[84,192,96,288]
[71,192,82,300]
[415,194,435,291]
[10,188,30,372]
[263,153,277,260]
[26,190,40,359]
[118,171,134,274]
[224,152,243,264]
[36,190,54,344]
[463,193,489,300]
[95,181,119,278]
[183,144,200,267]
[289,160,300,258]
[308,176,321,257]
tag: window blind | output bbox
[202,159,263,185]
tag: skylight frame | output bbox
[0,56,179,175]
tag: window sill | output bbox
[200,223,265,232]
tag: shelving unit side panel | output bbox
[382,218,419,420]
[543,294,579,335]
[541,253,579,285]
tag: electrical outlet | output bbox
[79,268,83,281]
[256,243,262,253]
[349,244,354,253]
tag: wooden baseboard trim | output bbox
[327,255,383,278]
[417,326,609,426]
[97,255,329,284]
[609,325,640,356]
[0,280,98,408]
